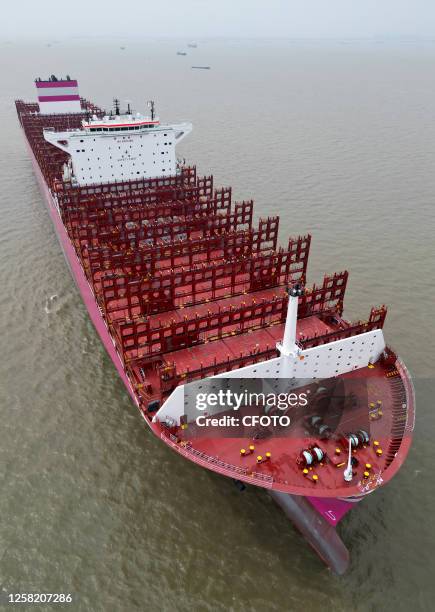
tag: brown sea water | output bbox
[0,38,434,611]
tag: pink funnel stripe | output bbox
[36,80,78,88]
[38,95,81,102]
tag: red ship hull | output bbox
[23,136,141,410]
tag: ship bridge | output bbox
[43,98,192,186]
[82,113,161,132]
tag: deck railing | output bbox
[160,429,274,487]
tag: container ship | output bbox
[15,76,415,574]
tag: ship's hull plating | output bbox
[24,135,142,410]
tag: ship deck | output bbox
[155,360,412,497]
[163,315,333,376]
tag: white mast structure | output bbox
[276,284,304,357]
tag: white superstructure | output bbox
[155,328,387,425]
[44,106,192,186]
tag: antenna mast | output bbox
[148,100,155,121]
[113,98,120,115]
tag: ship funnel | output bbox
[35,76,81,115]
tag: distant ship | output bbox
[191,66,210,70]
[15,76,415,574]
[187,42,198,48]
[177,51,187,56]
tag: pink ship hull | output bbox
[24,136,141,411]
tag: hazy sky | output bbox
[2,0,434,40]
